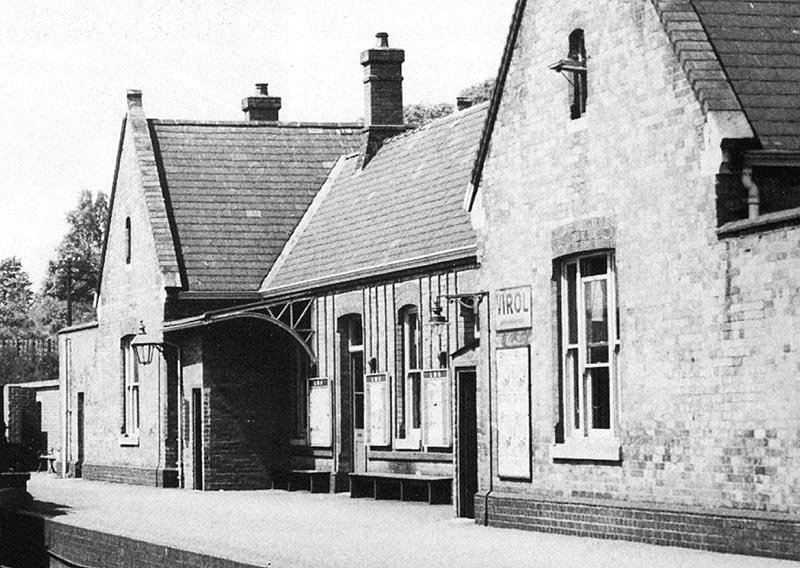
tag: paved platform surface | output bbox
[25,474,797,568]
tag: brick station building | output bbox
[467,0,800,559]
[59,83,362,486]
[57,1,800,561]
[58,33,486,512]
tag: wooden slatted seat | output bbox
[349,473,451,505]
[271,470,330,493]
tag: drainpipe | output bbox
[482,293,494,526]
[742,166,760,219]
[177,347,184,488]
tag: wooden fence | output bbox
[0,338,58,358]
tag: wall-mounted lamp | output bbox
[429,299,448,326]
[131,321,172,365]
[428,292,488,330]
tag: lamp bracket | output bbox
[437,291,488,311]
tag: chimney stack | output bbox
[359,33,407,166]
[456,97,474,111]
[242,83,281,121]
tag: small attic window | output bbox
[125,217,131,264]
[550,30,588,120]
[568,30,587,119]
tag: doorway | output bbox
[456,368,478,518]
[192,388,203,490]
[346,316,366,474]
[76,392,84,478]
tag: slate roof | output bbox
[691,0,800,150]
[149,121,361,292]
[470,0,800,206]
[261,103,488,295]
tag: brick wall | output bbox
[201,321,296,490]
[474,493,800,561]
[36,387,60,453]
[80,110,175,484]
[4,385,60,456]
[5,386,37,447]
[0,510,263,568]
[60,324,97,477]
[473,0,800,558]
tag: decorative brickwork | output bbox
[551,217,616,258]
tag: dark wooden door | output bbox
[192,388,203,490]
[76,392,84,478]
[457,369,478,518]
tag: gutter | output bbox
[261,246,478,299]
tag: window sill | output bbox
[718,206,800,237]
[368,450,451,463]
[551,438,620,462]
[119,433,140,447]
[393,437,421,451]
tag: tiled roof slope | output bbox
[651,0,743,113]
[262,103,488,294]
[150,121,361,292]
[690,0,800,150]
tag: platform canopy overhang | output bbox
[162,297,316,364]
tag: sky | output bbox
[0,1,515,290]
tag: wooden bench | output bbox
[271,470,330,493]
[349,473,451,505]
[37,454,57,473]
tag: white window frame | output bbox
[395,306,422,450]
[348,317,365,433]
[121,336,140,443]
[552,252,620,461]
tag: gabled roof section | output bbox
[149,120,362,292]
[97,91,182,295]
[469,0,800,207]
[689,0,800,150]
[261,103,488,296]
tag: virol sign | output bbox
[495,286,532,330]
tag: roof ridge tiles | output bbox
[150,119,362,129]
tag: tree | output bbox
[0,257,34,338]
[40,190,108,329]
[402,77,496,129]
[403,102,455,128]
[458,78,496,104]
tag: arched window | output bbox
[125,217,132,264]
[568,29,587,120]
[396,305,421,446]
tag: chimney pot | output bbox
[376,32,389,47]
[242,83,281,121]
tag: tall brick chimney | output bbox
[242,83,281,121]
[360,33,407,166]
